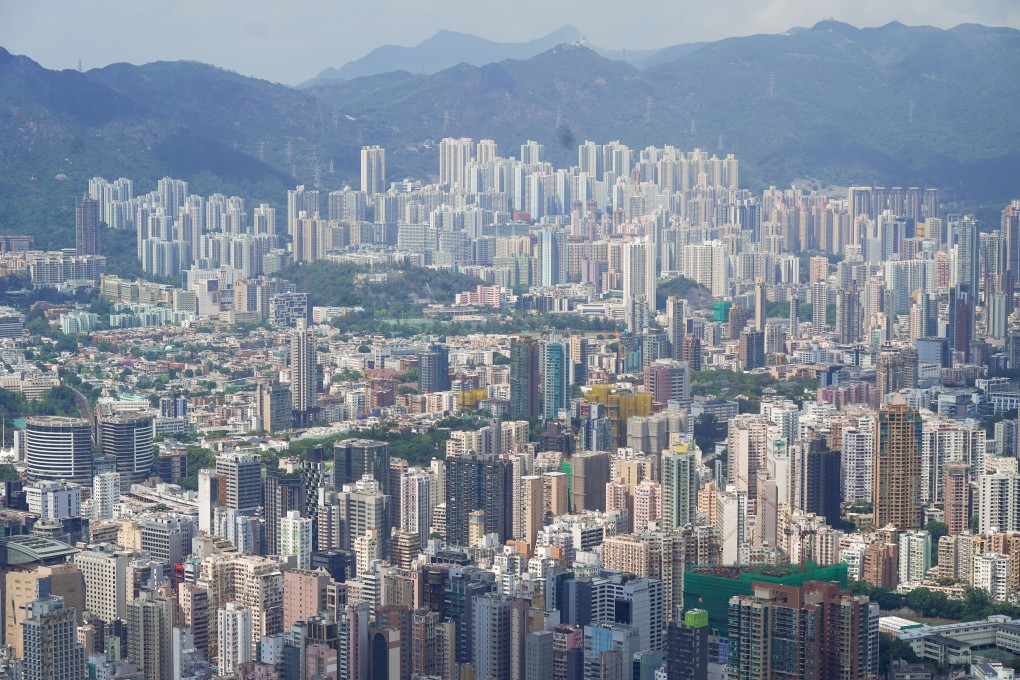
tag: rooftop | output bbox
[0,534,78,567]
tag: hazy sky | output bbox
[1,0,1017,84]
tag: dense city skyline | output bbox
[1,4,1019,678]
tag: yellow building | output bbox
[583,384,652,448]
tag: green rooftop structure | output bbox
[682,562,848,632]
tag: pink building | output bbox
[454,284,503,308]
[605,478,632,532]
[632,479,662,532]
[305,643,338,680]
[283,568,330,630]
[817,382,871,408]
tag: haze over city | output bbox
[0,2,1019,680]
[0,0,1016,82]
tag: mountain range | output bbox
[297,25,706,88]
[1,20,1018,247]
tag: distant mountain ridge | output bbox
[299,25,586,87]
[297,25,708,87]
[1,20,1018,246]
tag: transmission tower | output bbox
[258,142,265,161]
[644,97,653,124]
[310,147,321,188]
[767,72,776,98]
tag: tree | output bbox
[693,414,726,453]
[0,464,18,482]
[25,316,52,337]
[879,635,919,673]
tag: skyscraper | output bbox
[445,454,512,546]
[944,462,970,537]
[525,630,554,680]
[583,623,641,680]
[753,277,766,332]
[337,475,390,553]
[623,238,658,328]
[24,416,93,485]
[835,283,863,344]
[873,393,923,530]
[737,329,765,370]
[290,318,318,426]
[257,381,292,433]
[727,581,878,680]
[264,469,303,554]
[510,337,540,420]
[952,216,979,361]
[666,609,709,680]
[661,451,698,530]
[215,453,263,512]
[21,579,85,680]
[334,439,391,491]
[287,185,321,242]
[540,229,567,287]
[571,451,610,512]
[418,344,451,394]
[789,296,800,338]
[218,602,253,676]
[127,589,174,680]
[811,281,828,334]
[542,336,570,420]
[100,412,155,484]
[360,145,385,195]
[473,594,513,680]
[666,296,686,359]
[644,359,691,407]
[1003,200,1020,291]
[439,137,473,188]
[279,510,313,569]
[76,194,100,255]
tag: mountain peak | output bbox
[298,25,586,88]
[811,19,861,36]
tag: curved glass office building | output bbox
[25,416,93,484]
